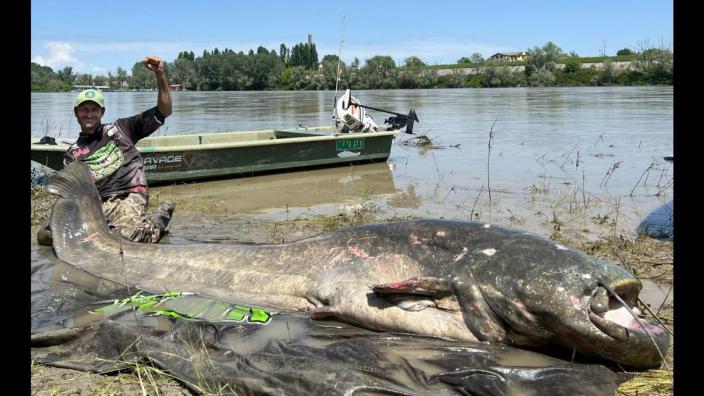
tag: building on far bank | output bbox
[489,52,528,62]
[72,84,111,92]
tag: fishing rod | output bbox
[332,0,347,126]
[330,1,418,134]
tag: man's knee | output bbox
[103,194,173,244]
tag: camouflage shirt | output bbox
[64,107,166,198]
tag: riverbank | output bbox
[30,184,673,395]
[32,50,671,92]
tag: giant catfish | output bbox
[46,162,669,368]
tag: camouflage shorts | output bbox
[102,193,163,244]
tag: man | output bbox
[37,55,175,245]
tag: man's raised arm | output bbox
[143,56,172,117]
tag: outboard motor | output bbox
[335,89,379,133]
[38,136,57,145]
[334,89,419,134]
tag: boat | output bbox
[31,90,418,184]
[31,126,403,184]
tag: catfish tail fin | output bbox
[46,161,114,258]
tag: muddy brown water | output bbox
[32,87,673,240]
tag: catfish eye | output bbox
[590,287,609,315]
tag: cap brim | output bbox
[75,100,104,108]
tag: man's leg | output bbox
[102,193,174,243]
[150,201,175,235]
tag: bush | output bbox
[591,62,617,86]
[465,74,486,88]
[483,66,521,87]
[615,70,646,85]
[562,58,582,73]
[45,79,70,92]
[529,69,556,87]
[555,68,599,86]
[437,72,466,88]
[526,42,563,72]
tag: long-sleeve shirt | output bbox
[64,106,166,198]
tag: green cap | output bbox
[75,89,105,108]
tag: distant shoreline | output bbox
[32,59,671,93]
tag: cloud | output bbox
[72,41,189,53]
[31,41,85,70]
[90,65,108,74]
[32,39,189,73]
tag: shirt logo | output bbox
[82,141,124,181]
[70,146,91,157]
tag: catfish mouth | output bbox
[587,279,667,346]
[571,279,671,368]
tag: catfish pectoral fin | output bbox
[385,294,437,311]
[305,293,325,308]
[372,276,453,297]
[309,306,341,320]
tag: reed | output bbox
[629,161,656,196]
[600,161,622,188]
[486,120,497,221]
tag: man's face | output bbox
[75,102,104,134]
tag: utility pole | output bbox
[602,39,607,56]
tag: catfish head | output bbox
[459,229,670,369]
[373,220,670,369]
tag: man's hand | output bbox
[143,55,173,117]
[143,56,165,75]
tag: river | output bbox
[31,87,673,238]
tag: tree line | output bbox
[31,41,672,92]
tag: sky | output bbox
[31,0,673,75]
